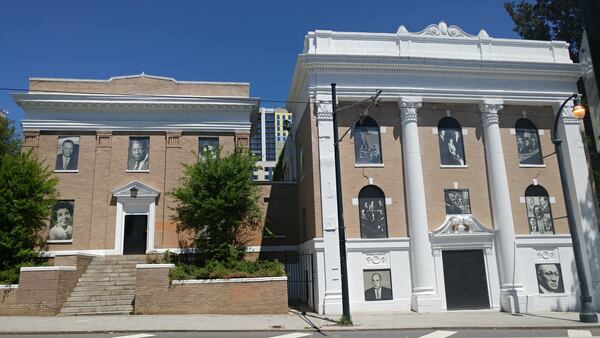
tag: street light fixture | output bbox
[330,83,382,322]
[552,93,598,323]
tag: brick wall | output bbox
[135,265,288,314]
[0,255,91,315]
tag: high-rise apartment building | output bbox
[250,107,291,180]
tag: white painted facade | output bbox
[286,22,600,314]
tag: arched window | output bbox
[525,185,554,234]
[438,117,466,166]
[515,119,543,165]
[354,117,382,164]
[358,185,388,238]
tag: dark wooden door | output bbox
[442,250,490,310]
[123,215,147,255]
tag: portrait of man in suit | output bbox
[55,137,79,171]
[364,270,393,301]
[128,137,150,171]
[536,263,564,294]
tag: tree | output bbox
[504,0,583,61]
[0,118,57,277]
[171,147,261,261]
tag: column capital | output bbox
[552,100,581,125]
[479,99,504,126]
[315,100,334,121]
[398,96,423,125]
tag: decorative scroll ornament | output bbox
[536,250,557,261]
[366,254,387,265]
[430,214,496,236]
[397,21,485,39]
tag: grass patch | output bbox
[336,315,353,326]
[170,259,285,280]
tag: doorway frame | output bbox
[430,215,500,311]
[111,181,160,255]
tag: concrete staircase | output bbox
[58,255,146,315]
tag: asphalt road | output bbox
[1,329,600,338]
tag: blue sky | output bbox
[0,1,521,133]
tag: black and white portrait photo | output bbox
[526,196,554,234]
[536,263,564,294]
[444,189,471,215]
[55,136,79,171]
[364,270,393,301]
[515,119,543,165]
[128,137,150,171]
[48,200,74,242]
[438,118,465,166]
[359,186,388,238]
[354,117,382,164]
[198,137,219,159]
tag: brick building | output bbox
[283,22,600,314]
[13,74,298,256]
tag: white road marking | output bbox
[418,330,457,338]
[268,333,311,338]
[113,334,155,338]
[568,330,592,337]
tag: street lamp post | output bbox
[552,93,598,323]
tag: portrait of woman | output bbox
[48,200,74,241]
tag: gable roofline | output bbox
[29,73,250,87]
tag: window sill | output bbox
[54,170,78,173]
[519,164,546,168]
[355,163,384,168]
[46,240,73,244]
[440,165,468,169]
[126,170,150,173]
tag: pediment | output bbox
[430,214,496,236]
[111,181,160,198]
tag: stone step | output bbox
[83,268,137,274]
[75,280,136,287]
[101,255,147,261]
[78,276,136,283]
[67,294,135,302]
[62,299,133,307]
[57,310,132,316]
[69,289,135,297]
[89,261,144,267]
[59,305,133,314]
[72,285,136,292]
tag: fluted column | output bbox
[479,100,525,313]
[315,96,343,315]
[399,97,442,313]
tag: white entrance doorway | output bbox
[111,181,160,255]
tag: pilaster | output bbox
[314,95,343,315]
[553,101,600,311]
[399,96,442,313]
[479,99,526,313]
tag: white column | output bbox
[315,97,343,315]
[479,100,526,313]
[554,101,600,311]
[399,97,442,313]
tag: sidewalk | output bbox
[0,310,599,334]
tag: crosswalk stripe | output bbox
[113,334,155,338]
[268,333,311,338]
[418,331,457,338]
[568,330,592,337]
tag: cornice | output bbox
[20,120,251,133]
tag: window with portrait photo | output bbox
[358,185,388,238]
[363,269,393,301]
[444,189,471,215]
[198,137,219,160]
[525,185,554,234]
[535,263,564,294]
[515,119,543,165]
[48,200,74,243]
[55,136,80,171]
[354,117,382,165]
[127,137,150,171]
[438,117,466,166]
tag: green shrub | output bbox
[170,259,285,281]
